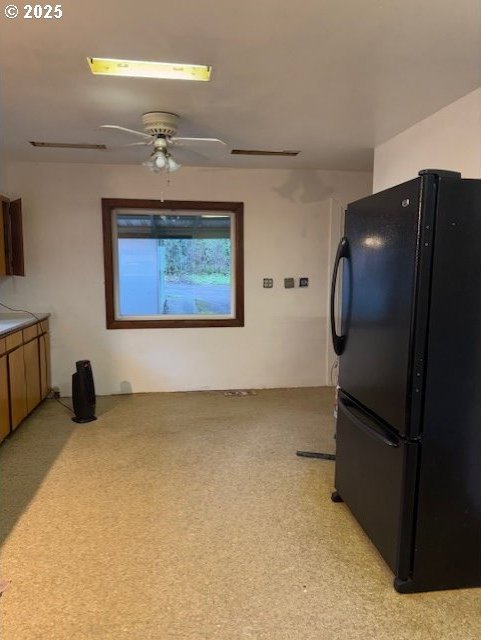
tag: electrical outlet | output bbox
[284,278,295,289]
[299,277,309,287]
[263,278,273,288]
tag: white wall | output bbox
[0,162,371,395]
[373,89,481,192]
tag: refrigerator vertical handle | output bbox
[330,236,349,355]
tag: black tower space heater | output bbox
[72,360,97,423]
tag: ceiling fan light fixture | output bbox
[154,153,167,170]
[87,58,212,81]
[142,157,155,171]
[100,111,221,175]
[143,149,181,174]
[166,156,181,172]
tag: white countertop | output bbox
[0,312,50,337]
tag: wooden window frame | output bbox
[102,198,244,329]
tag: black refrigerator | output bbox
[330,168,481,593]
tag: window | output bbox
[102,199,244,328]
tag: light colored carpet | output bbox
[0,388,479,639]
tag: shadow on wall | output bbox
[275,171,334,203]
[120,380,133,394]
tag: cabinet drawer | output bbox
[335,394,407,573]
[6,331,23,351]
[23,324,38,343]
[0,338,6,356]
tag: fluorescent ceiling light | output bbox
[87,58,212,81]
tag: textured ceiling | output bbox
[0,0,479,170]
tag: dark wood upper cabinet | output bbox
[8,199,25,276]
[0,201,7,277]
[0,195,25,277]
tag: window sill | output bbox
[106,318,245,329]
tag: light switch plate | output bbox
[284,278,295,288]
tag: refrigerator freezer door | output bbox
[339,179,421,437]
[334,393,415,574]
[403,177,481,593]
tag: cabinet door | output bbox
[24,339,41,413]
[0,197,24,276]
[8,199,24,276]
[0,355,10,442]
[9,346,27,429]
[39,332,51,399]
[0,202,7,276]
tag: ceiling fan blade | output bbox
[100,125,152,140]
[123,140,153,147]
[105,141,153,151]
[170,147,210,163]
[171,137,227,146]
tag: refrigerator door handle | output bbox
[331,236,349,355]
[340,397,400,448]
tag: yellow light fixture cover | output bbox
[87,57,211,81]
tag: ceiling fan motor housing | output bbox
[142,111,179,137]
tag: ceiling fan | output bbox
[100,111,227,173]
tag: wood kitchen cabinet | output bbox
[0,353,9,442]
[24,338,41,413]
[0,317,51,442]
[8,345,28,430]
[39,330,51,399]
[0,200,7,276]
[0,194,25,277]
